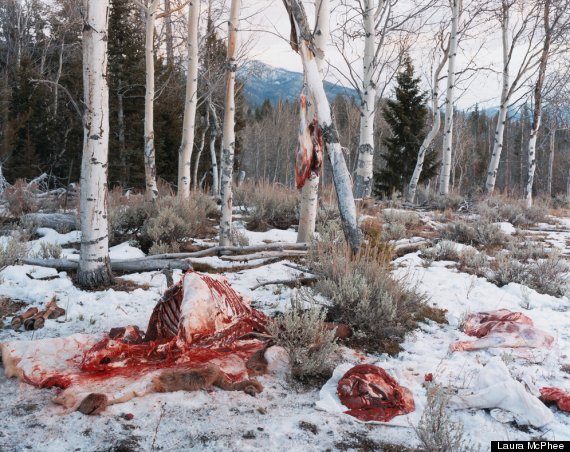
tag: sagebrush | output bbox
[268,289,339,381]
[307,222,427,352]
[415,383,478,452]
[234,181,299,231]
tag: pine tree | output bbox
[108,0,145,187]
[375,57,438,196]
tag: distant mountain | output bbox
[238,60,357,106]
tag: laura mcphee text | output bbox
[492,442,568,451]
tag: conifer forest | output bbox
[1,1,570,451]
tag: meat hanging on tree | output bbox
[295,95,323,189]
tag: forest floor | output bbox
[1,210,570,451]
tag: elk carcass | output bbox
[1,271,272,413]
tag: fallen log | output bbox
[250,275,319,290]
[393,239,430,257]
[23,258,191,272]
[23,213,78,231]
[220,250,306,262]
[188,257,282,274]
[148,242,308,260]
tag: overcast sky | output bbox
[240,0,509,110]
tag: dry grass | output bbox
[476,195,548,227]
[415,383,478,452]
[268,289,339,383]
[3,179,39,217]
[108,188,219,252]
[234,181,300,231]
[0,236,28,268]
[307,222,427,353]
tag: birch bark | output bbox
[525,0,552,208]
[284,0,361,253]
[178,0,200,198]
[77,0,113,288]
[193,109,209,190]
[485,2,510,194]
[143,0,160,200]
[219,0,241,246]
[208,99,220,195]
[407,42,448,203]
[439,0,460,195]
[353,0,376,199]
[297,0,329,243]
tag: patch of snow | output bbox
[495,222,516,235]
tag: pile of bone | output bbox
[11,297,65,331]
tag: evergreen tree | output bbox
[374,57,438,196]
[108,0,145,187]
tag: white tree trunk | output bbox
[525,121,540,208]
[219,0,241,246]
[144,0,159,200]
[407,43,448,204]
[407,92,441,204]
[193,109,209,190]
[547,129,555,197]
[297,0,329,243]
[485,3,510,194]
[525,0,552,208]
[78,0,113,288]
[353,0,376,199]
[285,0,361,253]
[439,0,460,196]
[177,0,200,198]
[209,100,220,195]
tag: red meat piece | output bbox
[337,364,415,422]
[540,387,570,412]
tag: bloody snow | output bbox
[1,216,570,451]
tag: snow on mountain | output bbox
[238,60,357,106]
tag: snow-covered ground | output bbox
[1,218,570,451]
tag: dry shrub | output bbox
[421,241,460,265]
[0,236,28,267]
[441,220,507,248]
[35,242,62,259]
[490,252,567,297]
[415,384,478,452]
[551,194,570,210]
[229,228,250,247]
[3,179,39,217]
[308,222,426,352]
[143,193,218,251]
[148,241,179,256]
[268,289,339,382]
[383,209,421,229]
[507,241,550,262]
[476,195,548,227]
[457,248,489,274]
[108,188,218,252]
[107,188,151,245]
[234,180,299,231]
[378,209,422,241]
[528,255,568,297]
[490,253,528,287]
[416,187,463,211]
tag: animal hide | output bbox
[450,309,554,352]
[1,271,270,411]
